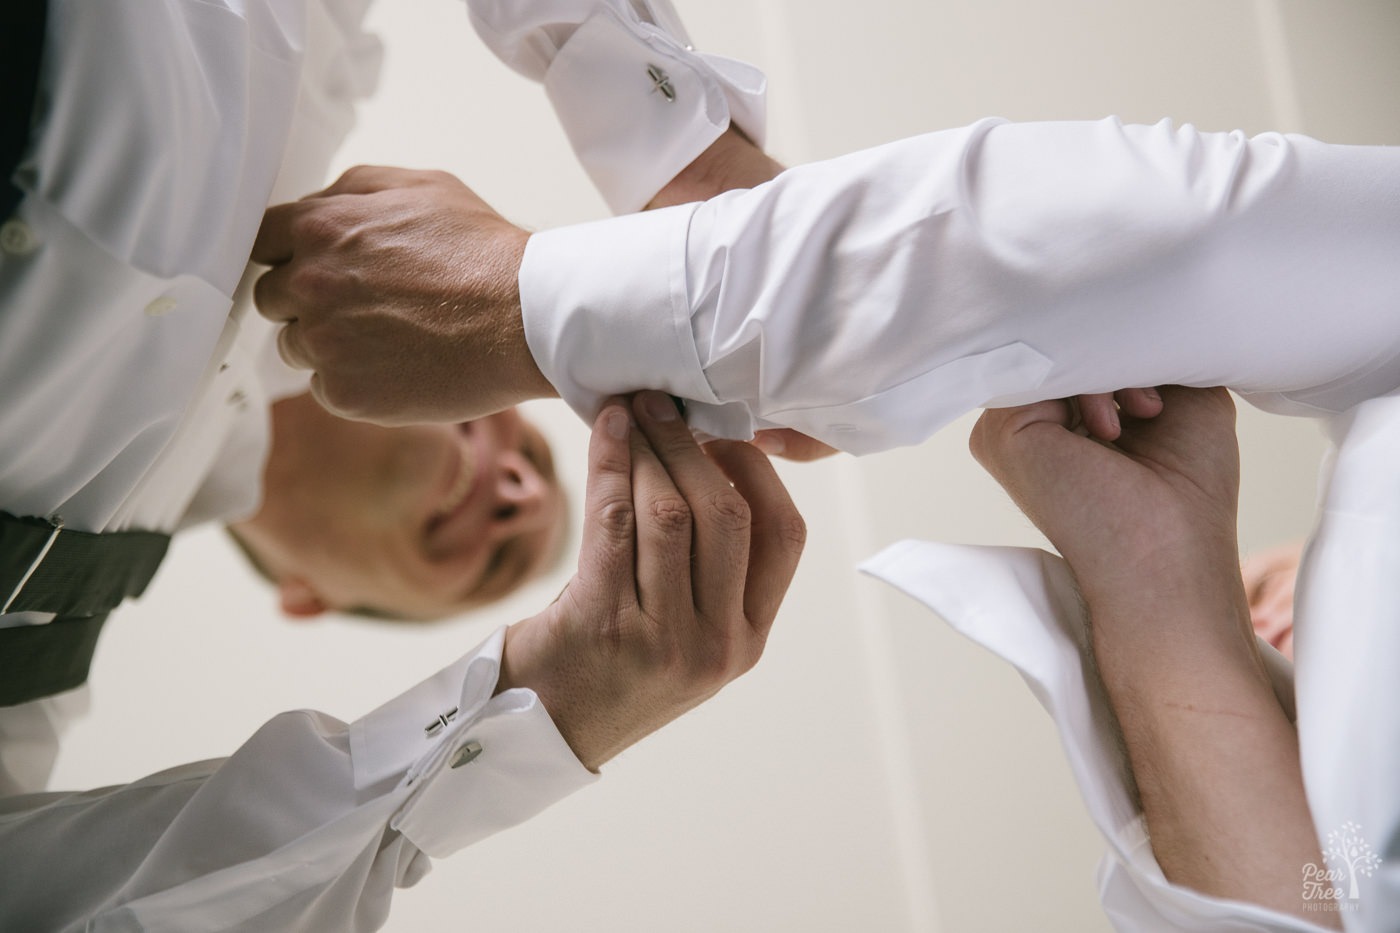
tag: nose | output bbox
[487,450,552,538]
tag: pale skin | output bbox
[971,386,1335,926]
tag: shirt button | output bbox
[0,219,39,256]
[144,296,179,317]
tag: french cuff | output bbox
[543,7,766,213]
[349,627,597,857]
[520,205,718,423]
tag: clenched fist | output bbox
[253,166,555,425]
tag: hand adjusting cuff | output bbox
[541,6,767,214]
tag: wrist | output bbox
[647,125,784,209]
[1089,590,1269,701]
[491,229,557,406]
[498,615,614,772]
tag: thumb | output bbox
[969,399,1078,480]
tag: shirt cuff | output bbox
[539,7,766,213]
[349,627,597,858]
[520,204,719,423]
[861,540,1329,932]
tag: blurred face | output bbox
[231,393,566,619]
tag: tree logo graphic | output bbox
[1324,822,1383,901]
[1304,823,1383,902]
[1303,822,1383,909]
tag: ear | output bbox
[278,577,329,619]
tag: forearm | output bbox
[1089,585,1335,925]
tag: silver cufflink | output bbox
[450,740,483,769]
[423,706,459,738]
[647,64,676,102]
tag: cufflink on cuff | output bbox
[423,706,459,738]
[647,64,676,102]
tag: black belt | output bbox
[1,0,47,219]
[0,512,170,706]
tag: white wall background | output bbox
[51,2,1400,930]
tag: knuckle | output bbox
[592,451,631,478]
[773,510,808,554]
[646,496,692,534]
[291,207,350,250]
[421,168,459,186]
[594,496,636,540]
[341,164,375,184]
[700,489,751,532]
[287,261,338,302]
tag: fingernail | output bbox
[1143,387,1161,401]
[752,434,784,456]
[641,391,679,422]
[604,408,630,439]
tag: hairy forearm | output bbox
[1090,585,1336,926]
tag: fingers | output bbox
[253,166,408,267]
[252,202,300,266]
[253,262,299,324]
[1077,393,1121,441]
[751,429,840,462]
[1075,388,1166,441]
[275,321,311,371]
[1117,387,1163,420]
[703,440,805,634]
[575,403,639,608]
[627,397,697,613]
[633,392,755,621]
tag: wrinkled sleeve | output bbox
[1291,395,1400,931]
[464,0,765,213]
[521,118,1400,453]
[0,627,596,933]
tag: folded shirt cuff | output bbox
[520,204,719,423]
[861,540,1330,932]
[349,627,597,858]
[542,7,766,213]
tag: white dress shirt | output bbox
[522,118,1400,452]
[518,119,1400,928]
[0,1,738,928]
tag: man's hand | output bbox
[498,391,806,771]
[971,387,1334,925]
[971,385,1238,629]
[253,166,554,425]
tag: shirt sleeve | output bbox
[859,540,1335,932]
[0,627,596,932]
[520,117,1400,454]
[464,0,766,213]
